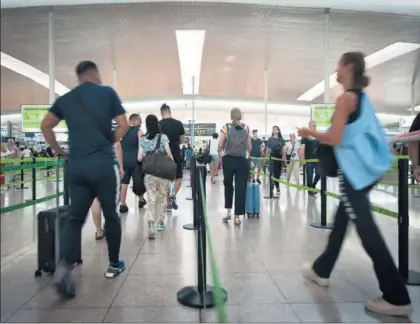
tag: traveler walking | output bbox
[250,130,263,184]
[300,121,320,195]
[159,104,185,211]
[41,61,128,298]
[298,52,412,317]
[138,114,174,239]
[267,126,285,195]
[219,107,251,225]
[408,112,419,182]
[119,114,146,213]
[284,133,300,185]
[208,133,219,184]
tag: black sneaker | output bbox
[170,196,178,210]
[52,262,76,298]
[105,260,126,279]
[256,179,261,184]
[119,205,129,214]
[138,199,147,208]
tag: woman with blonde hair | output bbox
[218,108,251,225]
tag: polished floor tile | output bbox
[1,174,420,323]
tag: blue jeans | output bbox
[306,162,320,188]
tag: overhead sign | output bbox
[1,126,8,136]
[21,104,67,133]
[184,123,216,136]
[311,103,335,128]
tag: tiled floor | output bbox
[1,173,420,323]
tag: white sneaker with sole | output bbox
[365,297,413,317]
[302,263,329,287]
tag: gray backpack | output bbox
[225,123,248,157]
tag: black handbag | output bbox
[132,162,146,196]
[318,143,338,177]
[142,134,177,180]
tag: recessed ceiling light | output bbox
[297,42,420,102]
[1,51,70,96]
[175,30,206,95]
[225,55,236,63]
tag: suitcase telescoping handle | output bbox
[55,156,61,267]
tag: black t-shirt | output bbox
[159,117,185,157]
[49,82,126,168]
[301,137,319,160]
[409,112,420,162]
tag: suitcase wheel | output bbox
[34,270,42,278]
[77,259,83,266]
[256,213,260,218]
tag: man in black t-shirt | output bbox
[41,61,128,298]
[408,112,420,182]
[300,121,321,195]
[159,104,185,211]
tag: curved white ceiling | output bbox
[2,0,420,15]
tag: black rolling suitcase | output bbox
[35,157,82,277]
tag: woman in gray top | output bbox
[267,126,286,195]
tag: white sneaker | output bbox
[365,297,413,317]
[302,263,329,287]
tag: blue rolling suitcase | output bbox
[246,182,260,218]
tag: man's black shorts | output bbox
[172,151,183,179]
[121,164,135,185]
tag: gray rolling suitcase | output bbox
[34,157,82,277]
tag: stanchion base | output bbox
[186,197,193,200]
[310,222,334,229]
[264,196,279,200]
[183,223,198,231]
[177,285,227,309]
[405,270,420,286]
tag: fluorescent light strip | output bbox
[175,30,206,95]
[297,42,420,102]
[1,52,70,96]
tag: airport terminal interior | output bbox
[1,0,420,323]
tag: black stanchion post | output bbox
[186,156,195,201]
[310,174,333,229]
[177,166,228,309]
[17,157,28,190]
[63,159,69,205]
[410,165,415,185]
[264,155,278,200]
[183,156,198,231]
[302,164,307,186]
[31,157,36,201]
[397,158,420,285]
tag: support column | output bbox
[311,7,333,230]
[264,70,268,135]
[48,11,55,104]
[191,76,195,148]
[323,8,330,104]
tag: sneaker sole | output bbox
[365,304,413,317]
[104,266,126,279]
[302,267,329,287]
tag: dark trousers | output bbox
[62,163,121,265]
[270,157,283,190]
[223,155,249,215]
[313,174,411,306]
[306,161,320,188]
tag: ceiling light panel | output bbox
[1,52,70,96]
[297,42,420,102]
[175,30,206,95]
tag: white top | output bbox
[22,149,32,158]
[209,138,218,155]
[285,141,300,160]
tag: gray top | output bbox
[267,136,285,156]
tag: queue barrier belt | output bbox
[1,192,64,214]
[250,170,412,219]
